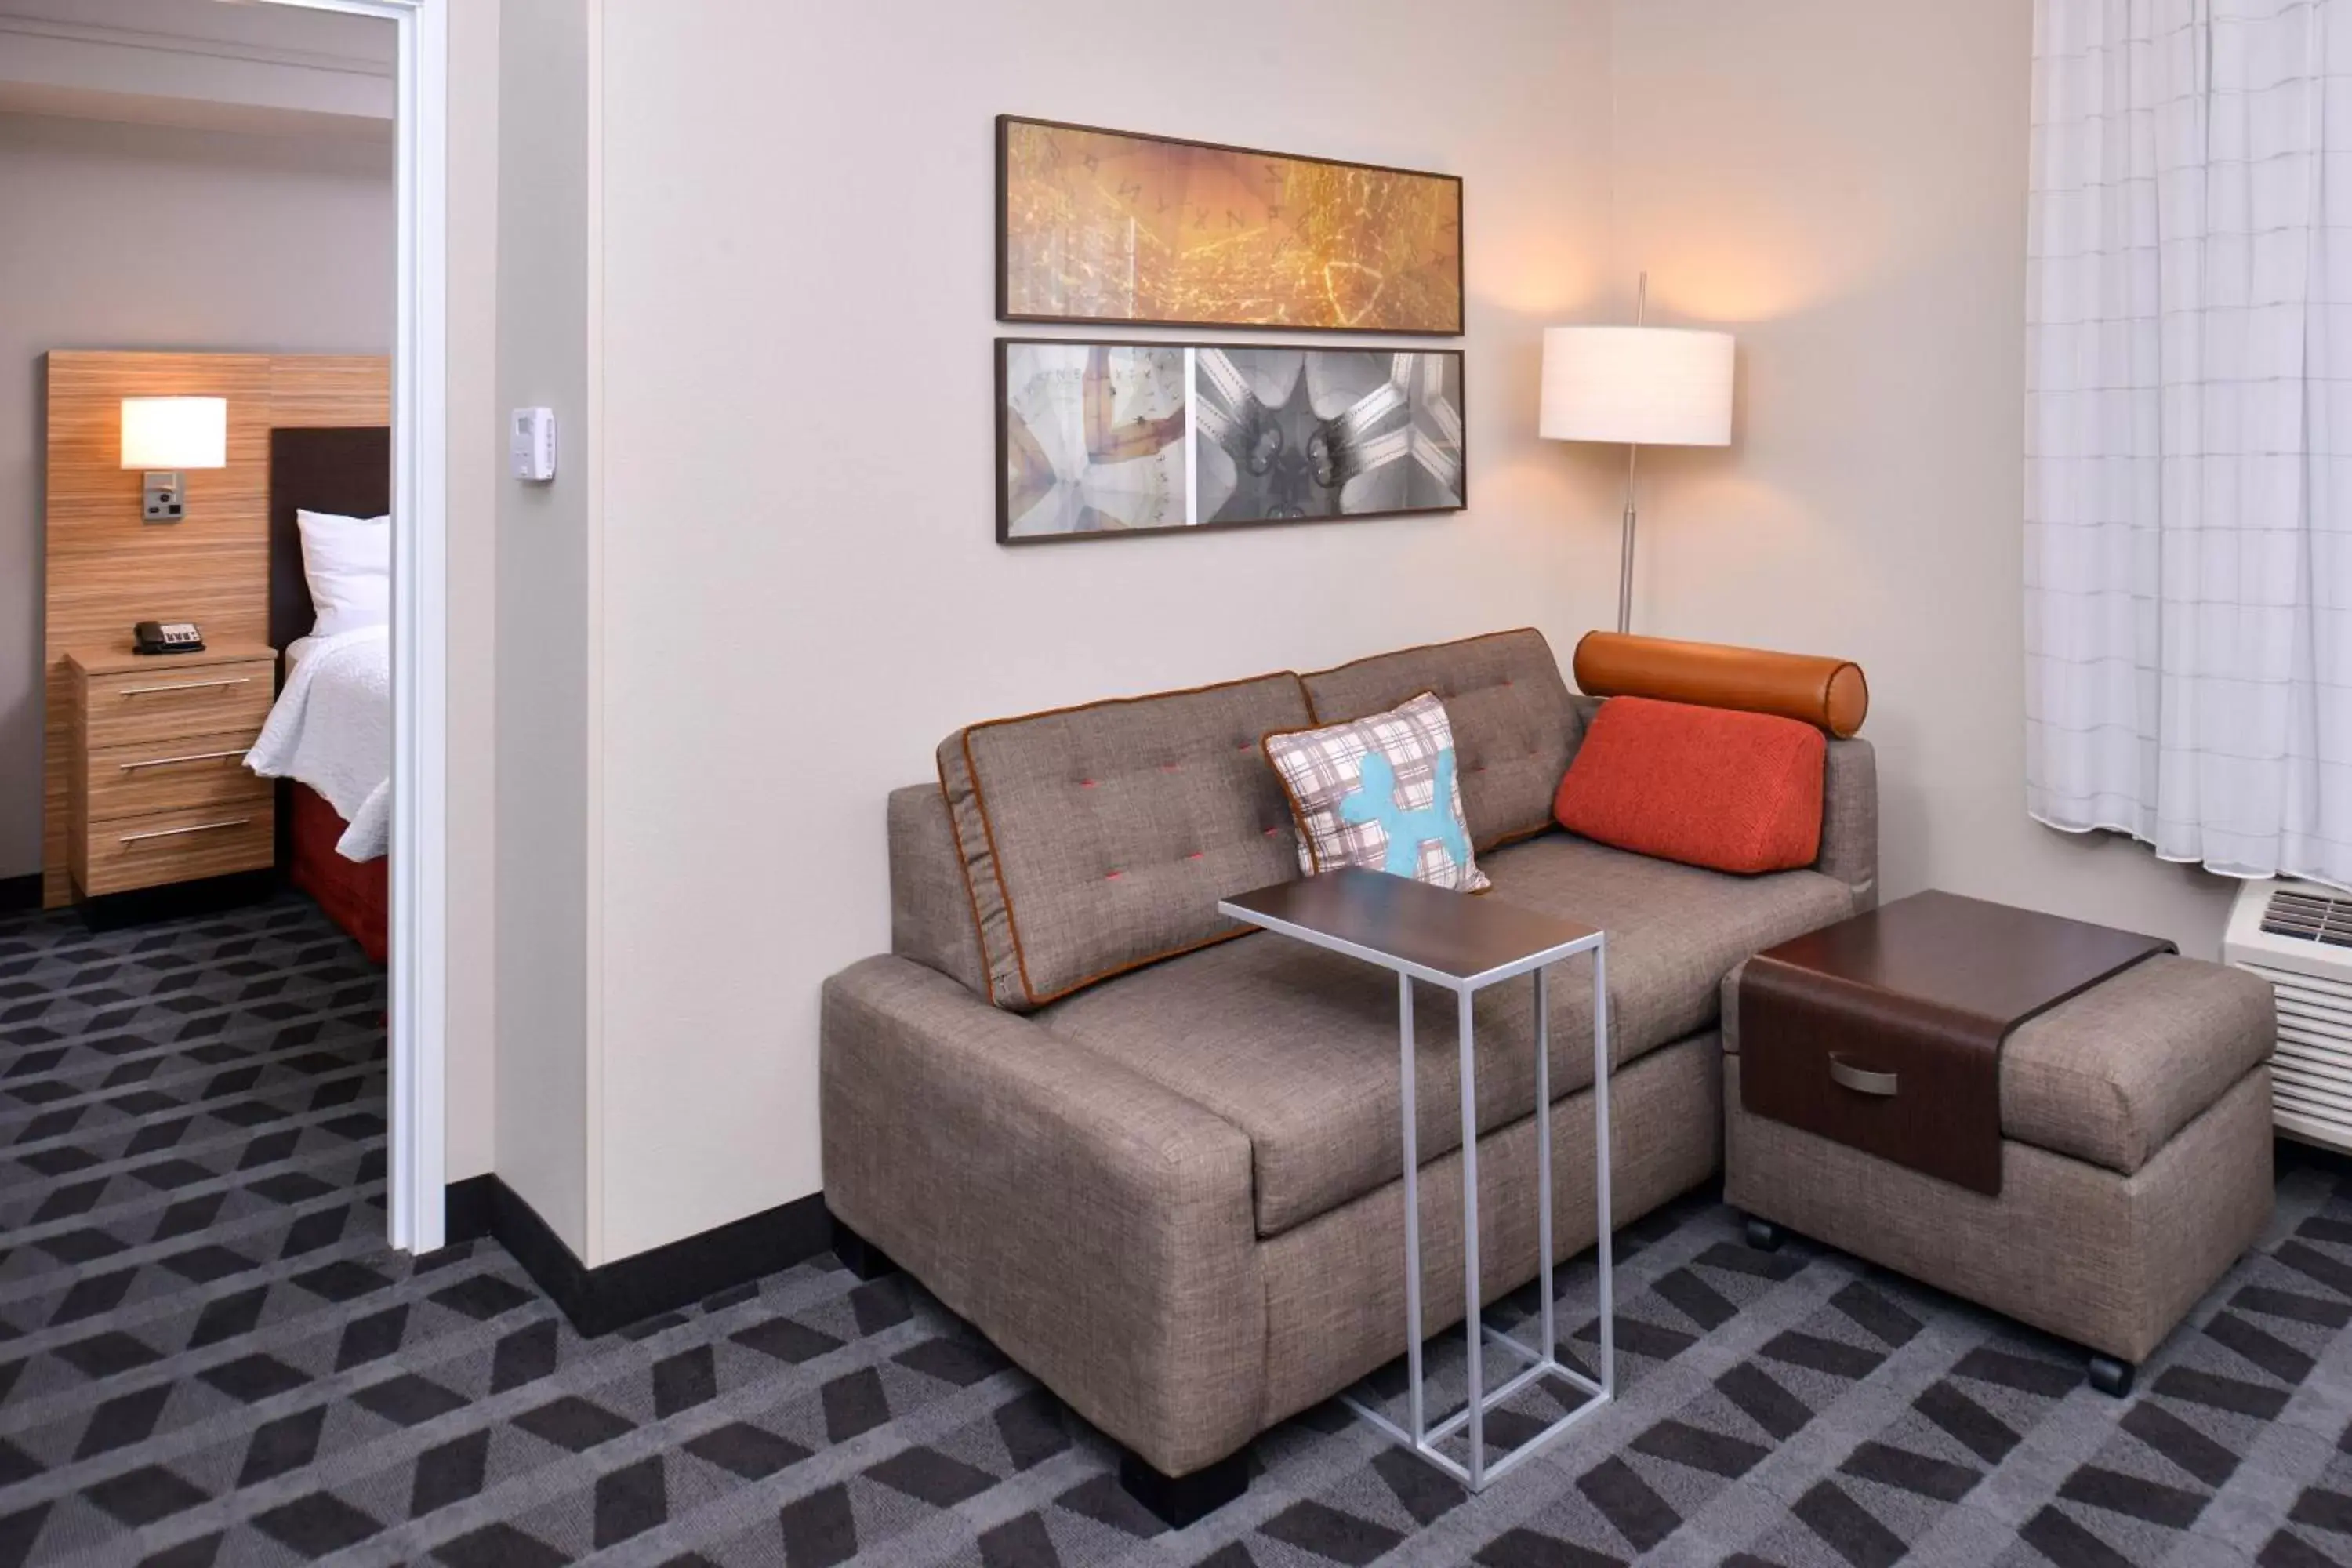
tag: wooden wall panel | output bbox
[269,355,392,428]
[41,350,390,906]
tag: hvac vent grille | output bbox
[2241,958,2352,1154]
[2262,889,2352,948]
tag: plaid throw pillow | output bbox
[1263,691,1490,891]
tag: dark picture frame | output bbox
[996,337,1468,545]
[996,115,1465,336]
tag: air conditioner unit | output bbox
[2225,877,2352,1154]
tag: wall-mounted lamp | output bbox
[120,397,227,523]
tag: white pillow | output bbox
[296,509,390,638]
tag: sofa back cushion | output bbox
[1553,695,1826,873]
[937,672,1312,1011]
[1302,629,1581,850]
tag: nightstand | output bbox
[65,641,276,898]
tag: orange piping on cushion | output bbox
[933,764,998,998]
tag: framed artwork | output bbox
[997,116,1464,335]
[997,339,1466,543]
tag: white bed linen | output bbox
[245,626,390,861]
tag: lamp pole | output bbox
[1617,273,1647,636]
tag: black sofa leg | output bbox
[1118,1449,1249,1530]
[828,1211,898,1283]
[1743,1216,1786,1253]
[2087,1355,2135,1398]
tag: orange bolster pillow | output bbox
[1553,696,1825,873]
[1573,631,1868,737]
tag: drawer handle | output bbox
[119,817,251,845]
[116,677,252,697]
[120,748,249,771]
[1828,1054,1899,1097]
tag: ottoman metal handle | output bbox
[1828,1054,1899,1097]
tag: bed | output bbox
[250,426,390,963]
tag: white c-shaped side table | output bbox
[1221,867,1613,1491]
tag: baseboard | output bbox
[443,1174,499,1245]
[438,1174,832,1337]
[78,869,278,931]
[2278,1131,2352,1179]
[0,874,38,913]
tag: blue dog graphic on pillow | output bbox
[1340,749,1468,877]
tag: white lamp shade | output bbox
[120,397,228,470]
[1540,326,1734,447]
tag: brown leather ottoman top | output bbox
[1723,901,2275,1185]
[1732,891,2174,1194]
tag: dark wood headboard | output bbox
[268,426,390,650]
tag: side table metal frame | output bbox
[1218,900,1612,1491]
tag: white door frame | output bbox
[257,0,449,1254]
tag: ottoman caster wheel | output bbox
[2087,1355,2135,1398]
[1744,1217,1786,1253]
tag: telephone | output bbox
[133,620,205,655]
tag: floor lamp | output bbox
[1541,277,1735,633]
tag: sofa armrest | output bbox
[887,784,989,994]
[1817,737,1877,910]
[820,955,1265,1477]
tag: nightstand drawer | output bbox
[74,800,275,897]
[83,734,270,823]
[80,662,272,751]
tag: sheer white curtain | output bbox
[2027,0,2352,885]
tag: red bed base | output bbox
[289,782,387,964]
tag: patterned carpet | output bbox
[3,896,2352,1566]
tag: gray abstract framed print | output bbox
[997,338,1465,543]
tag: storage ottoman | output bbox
[1722,949,2277,1394]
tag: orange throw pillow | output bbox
[1552,695,1825,873]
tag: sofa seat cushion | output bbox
[1040,831,1853,1236]
[1725,953,2274,1175]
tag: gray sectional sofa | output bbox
[819,629,1875,1523]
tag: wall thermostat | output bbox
[510,407,557,482]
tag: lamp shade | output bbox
[1540,326,1733,447]
[120,397,227,470]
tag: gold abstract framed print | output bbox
[996,116,1465,336]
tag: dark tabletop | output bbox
[1221,868,1600,982]
[1752,888,2172,1025]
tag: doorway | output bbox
[255,0,451,1254]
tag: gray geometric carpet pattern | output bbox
[5,897,2352,1565]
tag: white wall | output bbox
[1608,0,2237,956]
[590,0,1621,1261]
[0,0,393,138]
[548,0,2240,1265]
[0,110,393,878]
[492,0,594,1253]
